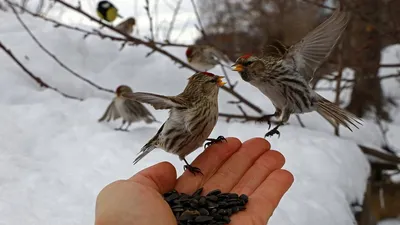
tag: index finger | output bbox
[174,137,242,194]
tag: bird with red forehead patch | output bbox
[231,8,362,138]
[123,71,226,175]
[98,85,158,131]
[185,44,230,71]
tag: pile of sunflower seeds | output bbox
[163,187,248,225]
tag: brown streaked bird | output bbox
[122,72,226,175]
[115,17,136,34]
[98,85,158,131]
[185,45,230,71]
[231,9,362,138]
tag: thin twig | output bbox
[165,0,182,41]
[0,41,82,101]
[53,0,264,114]
[144,0,155,41]
[7,1,114,94]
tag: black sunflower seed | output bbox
[192,187,203,196]
[165,192,180,202]
[198,208,209,216]
[195,216,214,222]
[222,216,231,223]
[206,195,218,202]
[206,189,221,196]
[198,196,207,206]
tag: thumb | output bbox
[129,161,177,194]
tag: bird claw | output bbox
[256,115,273,129]
[204,135,227,148]
[184,165,203,176]
[264,128,280,138]
[115,128,129,132]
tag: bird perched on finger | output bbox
[96,0,122,23]
[231,8,362,138]
[115,17,136,34]
[185,45,230,71]
[98,85,158,131]
[122,72,227,175]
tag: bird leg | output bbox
[204,135,227,149]
[264,123,283,138]
[115,120,128,131]
[121,122,132,132]
[182,158,203,176]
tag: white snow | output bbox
[1,5,399,225]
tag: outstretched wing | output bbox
[122,92,188,110]
[98,100,121,122]
[284,9,351,82]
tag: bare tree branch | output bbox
[52,0,264,114]
[0,41,82,101]
[7,1,114,94]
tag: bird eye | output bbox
[243,61,253,66]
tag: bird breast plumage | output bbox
[158,102,218,158]
[252,65,317,114]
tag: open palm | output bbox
[95,137,294,225]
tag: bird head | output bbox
[184,72,226,99]
[231,54,265,82]
[126,17,136,26]
[185,46,194,63]
[115,85,133,97]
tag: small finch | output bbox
[122,72,226,175]
[98,85,158,131]
[185,45,230,71]
[115,17,136,34]
[231,9,362,137]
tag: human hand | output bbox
[95,137,294,225]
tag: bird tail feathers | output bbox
[133,141,156,165]
[316,95,362,131]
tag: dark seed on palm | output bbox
[207,189,221,196]
[195,216,214,222]
[165,192,180,202]
[163,189,177,198]
[217,209,227,215]
[192,187,203,196]
[213,214,222,220]
[179,210,199,221]
[226,208,232,216]
[227,193,238,199]
[238,206,246,211]
[218,201,228,208]
[223,216,231,223]
[207,201,219,209]
[240,194,248,202]
[172,207,184,212]
[180,194,190,201]
[206,195,218,202]
[199,196,207,206]
[231,206,239,213]
[210,208,217,214]
[198,208,209,216]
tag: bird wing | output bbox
[124,99,158,123]
[98,100,121,122]
[122,92,188,110]
[206,47,230,63]
[283,9,351,82]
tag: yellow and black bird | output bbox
[96,0,122,23]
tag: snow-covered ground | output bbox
[0,5,399,225]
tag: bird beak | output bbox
[231,63,243,72]
[216,76,226,87]
[187,57,192,63]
